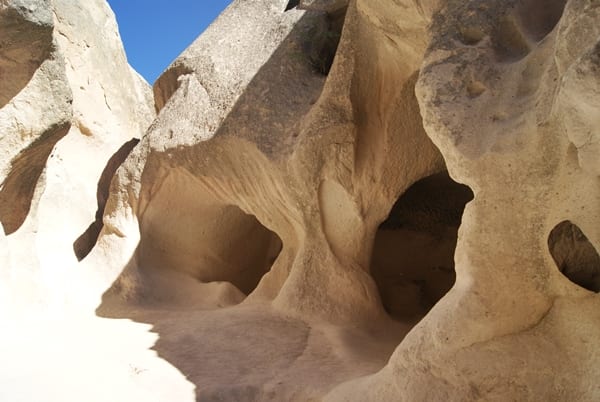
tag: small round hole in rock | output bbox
[548,221,600,293]
[371,171,473,322]
[492,15,531,62]
[517,0,567,42]
[459,26,485,46]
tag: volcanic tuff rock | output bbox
[0,0,599,401]
[0,0,154,315]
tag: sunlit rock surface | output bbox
[1,0,598,401]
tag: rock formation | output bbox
[0,0,154,314]
[0,0,598,401]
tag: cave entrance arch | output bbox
[137,174,283,298]
[99,172,284,312]
[371,171,473,321]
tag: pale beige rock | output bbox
[328,0,600,400]
[82,0,453,400]
[0,0,154,310]
[0,0,54,109]
[1,0,599,401]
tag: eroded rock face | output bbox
[0,0,154,313]
[328,0,600,400]
[0,0,54,109]
[1,0,599,401]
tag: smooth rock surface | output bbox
[0,0,154,315]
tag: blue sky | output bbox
[107,0,233,84]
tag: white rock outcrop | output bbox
[0,0,154,312]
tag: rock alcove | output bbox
[371,171,473,321]
[548,220,600,293]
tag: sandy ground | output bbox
[1,304,411,401]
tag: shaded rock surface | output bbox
[1,0,599,401]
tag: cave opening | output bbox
[371,171,474,321]
[548,220,600,293]
[95,172,286,313]
[138,197,283,299]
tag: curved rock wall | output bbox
[330,0,600,400]
[0,0,154,313]
[1,0,598,401]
